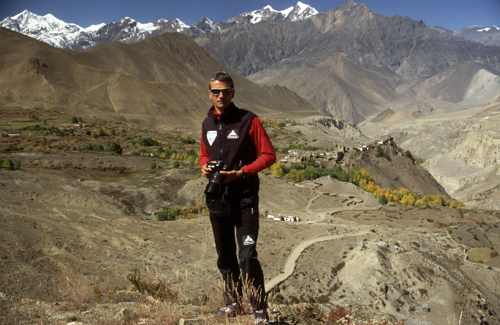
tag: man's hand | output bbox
[220,170,244,183]
[201,164,213,179]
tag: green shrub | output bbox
[187,149,198,159]
[305,157,316,167]
[107,141,122,154]
[303,166,318,180]
[169,206,178,220]
[1,159,14,169]
[180,136,195,144]
[138,137,158,146]
[71,116,78,123]
[150,162,156,170]
[378,195,388,205]
[91,128,107,138]
[155,211,168,221]
[172,160,180,168]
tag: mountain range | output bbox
[1,2,499,50]
[198,1,500,123]
[431,25,500,47]
[1,0,500,128]
[2,1,500,125]
[0,2,318,50]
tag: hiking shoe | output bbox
[254,310,269,325]
[254,316,269,325]
[218,303,237,317]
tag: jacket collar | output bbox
[208,103,237,121]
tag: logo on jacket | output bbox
[243,235,255,246]
[227,129,239,140]
[207,131,217,146]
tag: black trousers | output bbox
[209,193,266,311]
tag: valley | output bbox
[1,108,500,324]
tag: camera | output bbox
[205,160,228,199]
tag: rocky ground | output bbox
[1,153,500,324]
[1,108,500,324]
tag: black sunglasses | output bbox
[210,88,233,96]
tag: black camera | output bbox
[205,160,227,199]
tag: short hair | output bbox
[209,71,234,89]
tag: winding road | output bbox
[265,230,370,292]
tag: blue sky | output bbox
[1,0,498,31]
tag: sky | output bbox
[0,0,499,31]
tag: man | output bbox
[200,71,276,324]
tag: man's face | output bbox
[209,80,235,113]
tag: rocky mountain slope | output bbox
[0,27,324,133]
[201,1,500,123]
[200,1,500,81]
[261,55,405,124]
[359,95,500,210]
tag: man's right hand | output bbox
[201,163,213,179]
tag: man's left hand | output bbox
[220,170,244,183]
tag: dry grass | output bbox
[447,311,463,325]
[0,267,414,325]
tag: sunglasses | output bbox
[210,88,233,96]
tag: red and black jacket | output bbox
[201,103,260,196]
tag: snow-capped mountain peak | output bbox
[171,19,189,30]
[477,26,500,32]
[0,3,319,50]
[1,10,84,48]
[224,2,318,25]
[284,1,319,22]
[0,9,191,50]
[5,10,83,33]
[85,23,106,32]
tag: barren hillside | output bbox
[359,95,500,209]
[1,108,499,324]
[0,27,325,135]
[1,142,500,324]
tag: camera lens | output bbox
[205,172,226,197]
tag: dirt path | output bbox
[265,230,369,292]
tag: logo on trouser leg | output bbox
[243,235,255,246]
